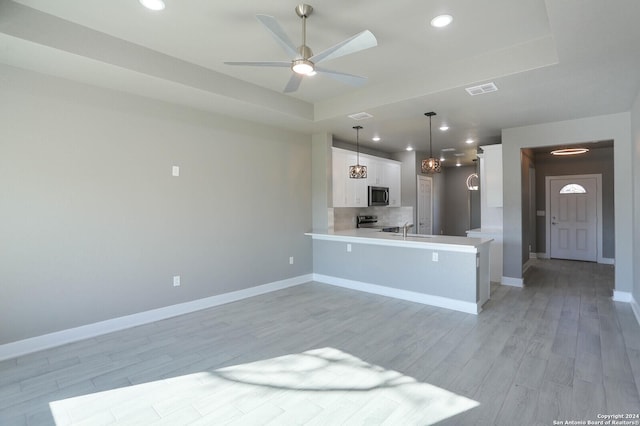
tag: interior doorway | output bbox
[546,174,602,262]
[417,175,433,235]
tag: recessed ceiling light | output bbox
[406,146,414,151]
[551,148,589,156]
[139,0,165,11]
[431,14,453,28]
[441,148,455,152]
[439,125,449,131]
[440,156,445,161]
[466,139,474,144]
[456,162,462,167]
[372,137,381,142]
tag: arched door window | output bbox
[559,183,587,194]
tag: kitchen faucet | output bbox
[402,222,414,239]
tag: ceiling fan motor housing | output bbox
[295,4,313,18]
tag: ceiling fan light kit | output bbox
[224,4,377,93]
[421,112,442,174]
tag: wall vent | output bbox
[347,112,374,120]
[465,82,498,96]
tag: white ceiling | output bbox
[2,0,639,166]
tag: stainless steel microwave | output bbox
[368,186,389,206]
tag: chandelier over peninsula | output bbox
[421,112,441,174]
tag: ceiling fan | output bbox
[224,4,377,93]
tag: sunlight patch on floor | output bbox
[49,347,479,425]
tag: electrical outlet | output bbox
[172,166,180,177]
[432,252,439,262]
[347,243,352,252]
[289,256,294,265]
[173,275,180,287]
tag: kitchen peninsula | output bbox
[306,229,492,314]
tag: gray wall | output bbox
[533,147,615,259]
[632,90,640,307]
[0,68,313,345]
[521,150,535,263]
[443,165,478,236]
[502,113,633,293]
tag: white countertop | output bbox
[306,228,493,253]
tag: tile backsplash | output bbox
[333,206,413,231]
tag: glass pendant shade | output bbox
[349,164,367,179]
[349,125,367,179]
[422,157,441,174]
[422,112,441,174]
[466,173,479,190]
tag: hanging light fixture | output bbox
[349,125,367,179]
[466,173,479,190]
[421,112,441,173]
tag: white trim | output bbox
[502,276,524,287]
[600,257,615,265]
[0,274,312,362]
[630,297,640,327]
[313,274,481,315]
[545,174,603,263]
[612,291,633,303]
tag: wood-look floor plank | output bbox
[0,259,636,425]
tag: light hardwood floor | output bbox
[1,259,639,425]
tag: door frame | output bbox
[545,173,603,263]
[417,175,433,235]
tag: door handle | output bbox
[551,221,557,225]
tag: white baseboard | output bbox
[313,274,480,315]
[631,297,640,327]
[501,276,524,288]
[600,257,615,265]
[0,274,312,362]
[612,290,633,303]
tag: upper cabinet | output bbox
[480,144,503,208]
[332,148,401,208]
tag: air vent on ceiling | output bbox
[348,112,374,121]
[454,153,466,157]
[441,148,456,152]
[465,82,498,96]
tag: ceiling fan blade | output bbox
[283,73,304,93]
[309,30,377,65]
[224,61,291,68]
[315,67,368,87]
[256,14,299,60]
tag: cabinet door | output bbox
[482,145,503,207]
[333,148,368,207]
[345,152,368,206]
[385,162,402,206]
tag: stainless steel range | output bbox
[356,215,400,233]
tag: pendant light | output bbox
[421,112,441,173]
[349,125,367,179]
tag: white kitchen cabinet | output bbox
[384,161,401,207]
[480,144,503,208]
[332,148,368,207]
[332,148,401,207]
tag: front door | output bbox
[549,176,598,262]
